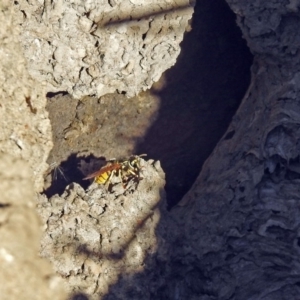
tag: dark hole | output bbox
[136,0,253,208]
[21,10,27,18]
[46,91,69,98]
[69,293,89,300]
[285,170,300,180]
[238,197,245,203]
[274,162,283,175]
[239,186,245,192]
[224,130,235,140]
[286,156,300,179]
[289,156,300,165]
[266,225,293,242]
[44,154,91,198]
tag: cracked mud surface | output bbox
[16,0,193,98]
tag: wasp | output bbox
[83,160,122,184]
[83,154,146,189]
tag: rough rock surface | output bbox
[16,0,194,99]
[169,60,300,299]
[38,157,166,298]
[0,2,66,299]
[1,0,52,192]
[228,0,300,63]
[0,153,66,299]
[166,1,300,299]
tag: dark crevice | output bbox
[46,91,69,98]
[136,0,253,208]
[44,154,91,198]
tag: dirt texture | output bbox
[0,2,66,299]
[39,158,166,298]
[16,0,194,99]
[1,1,52,192]
[0,154,66,300]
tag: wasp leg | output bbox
[106,169,117,192]
[115,169,124,186]
[120,169,130,189]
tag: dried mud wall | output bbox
[0,2,66,299]
[38,158,167,298]
[16,0,194,99]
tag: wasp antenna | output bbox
[106,157,117,162]
[50,162,68,182]
[57,166,68,181]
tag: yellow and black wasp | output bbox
[83,154,146,190]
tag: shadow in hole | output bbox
[69,293,89,300]
[135,0,253,208]
[46,91,69,98]
[44,153,105,197]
